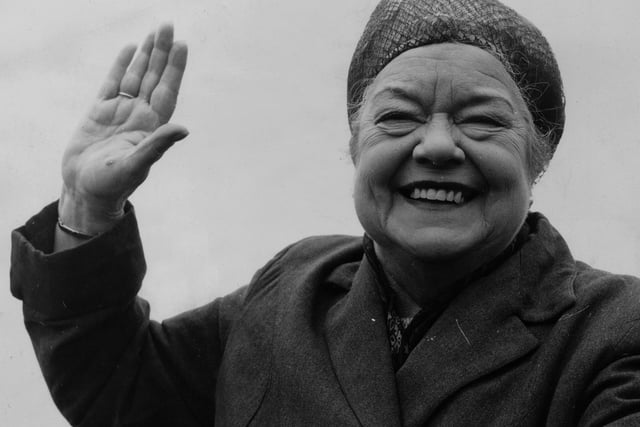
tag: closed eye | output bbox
[375,111,421,124]
[374,112,423,136]
[460,115,505,127]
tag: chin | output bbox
[394,230,478,262]
[385,224,513,269]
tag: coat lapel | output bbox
[396,213,577,426]
[323,214,576,426]
[324,258,402,427]
[395,268,539,425]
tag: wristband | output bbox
[57,218,98,240]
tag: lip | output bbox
[397,180,483,202]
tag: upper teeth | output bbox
[409,188,464,204]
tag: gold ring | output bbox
[118,91,135,99]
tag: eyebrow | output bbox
[370,86,423,106]
[452,90,516,112]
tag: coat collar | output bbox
[324,212,576,425]
[514,212,578,322]
[324,256,403,427]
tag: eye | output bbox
[459,115,505,127]
[374,111,420,125]
[456,113,510,140]
[374,111,422,136]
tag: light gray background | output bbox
[3,0,640,425]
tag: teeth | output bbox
[407,187,466,204]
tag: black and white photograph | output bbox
[4,0,640,425]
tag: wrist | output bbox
[58,186,125,236]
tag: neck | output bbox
[372,237,520,309]
[373,244,469,306]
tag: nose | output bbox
[412,117,465,167]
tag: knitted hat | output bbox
[347,0,565,153]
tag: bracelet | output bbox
[57,218,98,240]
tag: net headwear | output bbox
[347,0,565,154]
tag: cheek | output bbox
[464,133,530,187]
[352,160,390,214]
[354,132,419,182]
[462,138,531,221]
[352,134,417,225]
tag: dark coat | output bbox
[11,202,640,426]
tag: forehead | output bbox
[367,43,524,108]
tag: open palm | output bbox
[61,24,188,223]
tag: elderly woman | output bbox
[10,0,640,425]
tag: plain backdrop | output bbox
[3,0,640,425]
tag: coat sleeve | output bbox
[578,318,640,427]
[10,202,246,427]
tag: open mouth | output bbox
[398,181,480,205]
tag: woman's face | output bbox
[353,43,534,272]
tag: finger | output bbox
[150,42,188,123]
[98,44,137,99]
[127,123,189,171]
[138,23,174,101]
[119,31,154,97]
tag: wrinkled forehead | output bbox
[364,44,527,112]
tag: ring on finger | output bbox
[118,91,135,99]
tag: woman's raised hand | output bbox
[58,23,188,236]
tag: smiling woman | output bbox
[8,0,640,426]
[353,44,535,306]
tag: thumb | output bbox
[130,123,189,169]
